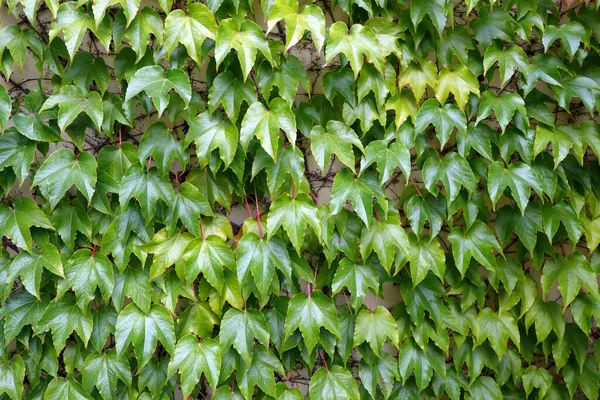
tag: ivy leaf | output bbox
[119,164,174,223]
[483,42,529,87]
[0,291,48,342]
[542,22,586,59]
[438,27,475,67]
[182,235,234,290]
[325,22,382,79]
[310,121,364,173]
[124,66,191,117]
[360,140,411,186]
[359,354,399,399]
[397,339,443,391]
[208,71,257,121]
[422,152,476,204]
[238,345,285,399]
[0,356,25,400]
[309,365,359,400]
[167,336,220,397]
[534,124,583,169]
[487,161,544,215]
[63,52,109,95]
[323,67,357,107]
[165,182,214,236]
[522,54,567,96]
[467,376,502,400]
[215,19,273,81]
[186,111,238,169]
[329,168,387,229]
[522,366,552,398]
[397,60,437,101]
[0,197,53,253]
[284,290,340,353]
[476,92,527,133]
[141,229,192,280]
[415,99,467,149]
[0,130,36,182]
[448,221,502,277]
[354,306,399,356]
[48,3,94,61]
[115,303,175,370]
[410,0,449,34]
[164,3,217,64]
[113,263,151,314]
[240,99,297,160]
[82,350,132,400]
[43,378,93,400]
[40,85,103,132]
[541,253,598,310]
[385,91,418,128]
[125,7,164,61]
[435,65,480,110]
[139,122,186,177]
[258,55,310,106]
[405,192,447,239]
[470,7,515,48]
[525,299,565,343]
[7,243,63,298]
[36,293,93,353]
[219,308,270,366]
[267,193,321,254]
[359,214,409,274]
[331,258,379,310]
[0,79,10,132]
[56,249,114,310]
[51,200,92,250]
[407,233,446,287]
[473,308,520,358]
[550,75,600,114]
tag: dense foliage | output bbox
[1,0,600,398]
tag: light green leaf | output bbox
[448,221,502,277]
[164,3,217,64]
[0,197,53,253]
[186,111,238,169]
[219,307,270,366]
[354,306,399,356]
[310,121,364,173]
[167,336,220,397]
[267,193,320,254]
[309,365,359,400]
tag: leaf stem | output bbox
[253,182,263,240]
[200,217,206,241]
[91,243,97,256]
[320,350,329,371]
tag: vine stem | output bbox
[320,350,329,371]
[253,181,263,240]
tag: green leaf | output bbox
[448,221,502,277]
[124,7,164,61]
[7,242,63,298]
[0,356,25,400]
[325,22,382,79]
[36,293,93,353]
[215,19,273,81]
[0,291,47,342]
[483,42,529,87]
[534,124,583,169]
[236,232,291,297]
[310,121,364,173]
[542,22,586,59]
[407,233,446,287]
[267,193,320,253]
[329,168,387,229]
[360,140,411,185]
[219,307,270,366]
[473,308,520,358]
[385,91,418,128]
[415,99,467,149]
[82,350,132,400]
[51,200,92,250]
[309,365,359,400]
[43,377,93,400]
[186,111,238,169]
[435,65,480,110]
[258,55,310,106]
[119,164,174,223]
[164,3,217,64]
[267,1,325,52]
[331,258,378,310]
[405,192,447,238]
[525,299,565,343]
[32,148,97,208]
[165,182,213,236]
[397,60,437,101]
[0,129,36,183]
[0,197,53,253]
[359,214,409,274]
[437,27,475,67]
[238,345,285,399]
[354,306,399,356]
[550,75,600,114]
[422,152,476,204]
[285,290,339,353]
[410,0,449,34]
[208,71,257,121]
[470,7,515,48]
[124,66,191,117]
[49,3,94,61]
[56,249,114,310]
[240,99,297,160]
[40,85,103,132]
[63,52,110,95]
[467,376,502,400]
[167,336,220,397]
[115,303,175,370]
[141,228,192,280]
[476,91,527,133]
[138,122,186,177]
[182,235,234,289]
[541,253,598,310]
[487,161,544,215]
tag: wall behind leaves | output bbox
[1,0,600,398]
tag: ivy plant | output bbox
[1,0,600,398]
